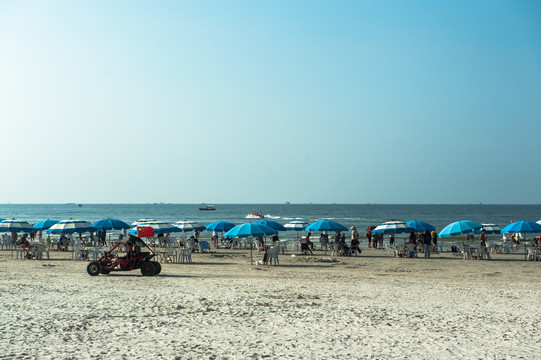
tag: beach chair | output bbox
[73,243,83,261]
[330,242,339,256]
[268,243,280,265]
[280,240,288,254]
[385,244,395,256]
[34,244,45,260]
[180,245,193,263]
[199,240,211,253]
[479,246,491,260]
[160,248,178,263]
[525,246,537,261]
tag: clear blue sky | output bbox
[1,0,540,204]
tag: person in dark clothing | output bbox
[422,230,432,258]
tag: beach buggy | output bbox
[86,235,161,276]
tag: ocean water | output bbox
[0,204,540,235]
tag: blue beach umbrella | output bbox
[0,219,35,233]
[406,220,435,233]
[438,220,483,238]
[205,221,236,233]
[373,221,414,234]
[305,220,348,232]
[254,220,287,232]
[500,221,541,234]
[224,223,277,239]
[33,219,59,231]
[47,219,95,234]
[92,218,131,230]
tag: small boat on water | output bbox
[246,210,264,219]
[199,204,216,211]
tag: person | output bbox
[408,232,417,258]
[319,233,328,251]
[350,226,361,255]
[389,233,395,246]
[479,228,487,246]
[340,233,348,255]
[479,228,490,260]
[301,232,313,254]
[366,228,372,248]
[431,231,438,253]
[422,230,432,258]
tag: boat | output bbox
[246,210,264,219]
[199,204,216,211]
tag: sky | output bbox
[0,0,540,204]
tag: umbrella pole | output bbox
[250,237,253,265]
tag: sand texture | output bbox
[0,248,540,359]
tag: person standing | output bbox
[350,226,361,255]
[389,233,395,246]
[366,228,372,248]
[422,230,432,258]
[408,232,417,258]
[431,230,438,253]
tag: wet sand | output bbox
[0,248,539,359]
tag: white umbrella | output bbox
[284,220,309,245]
[372,221,414,234]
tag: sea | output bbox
[1,204,540,240]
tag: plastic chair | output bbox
[199,240,211,253]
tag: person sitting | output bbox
[301,232,313,255]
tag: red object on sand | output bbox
[137,226,154,238]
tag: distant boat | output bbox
[199,204,216,211]
[246,210,264,219]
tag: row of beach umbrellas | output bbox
[1,218,541,239]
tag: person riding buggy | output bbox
[87,235,161,276]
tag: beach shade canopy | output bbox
[373,221,415,234]
[305,220,348,232]
[254,220,287,232]
[92,218,131,230]
[173,220,206,232]
[0,219,36,232]
[473,224,501,234]
[33,219,59,231]
[406,220,435,233]
[438,220,483,238]
[47,219,95,234]
[205,221,236,233]
[284,220,309,231]
[136,221,182,234]
[224,223,277,239]
[500,221,541,234]
[131,219,156,226]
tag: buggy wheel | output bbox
[152,261,161,275]
[87,261,101,276]
[140,261,156,276]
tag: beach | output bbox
[1,248,539,359]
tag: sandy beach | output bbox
[1,248,540,359]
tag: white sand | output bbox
[0,248,540,359]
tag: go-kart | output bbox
[87,235,161,276]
